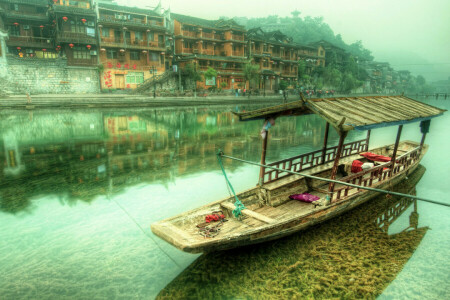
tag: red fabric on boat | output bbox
[205,214,225,223]
[360,152,391,162]
[351,160,364,173]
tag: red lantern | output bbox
[42,49,47,52]
[69,43,74,48]
[40,25,44,29]
[63,16,68,22]
[13,22,19,27]
[53,0,58,3]
[81,19,86,24]
[86,45,91,50]
[16,47,21,50]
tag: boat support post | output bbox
[390,125,403,175]
[419,119,431,149]
[328,130,348,203]
[321,122,330,164]
[259,129,269,185]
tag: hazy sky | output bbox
[116,0,450,81]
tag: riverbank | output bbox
[0,94,288,110]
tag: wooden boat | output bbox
[151,95,445,253]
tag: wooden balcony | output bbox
[101,38,165,50]
[53,4,96,16]
[231,51,244,57]
[202,49,214,55]
[181,31,198,38]
[57,32,97,44]
[67,57,98,67]
[98,16,164,30]
[4,0,47,6]
[231,34,244,41]
[5,11,49,22]
[7,36,53,48]
[181,48,194,54]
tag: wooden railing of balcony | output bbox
[4,0,47,6]
[202,49,214,55]
[8,36,53,46]
[98,16,164,28]
[333,147,420,201]
[67,57,97,67]
[53,4,96,16]
[181,48,194,54]
[231,34,244,41]
[232,51,244,57]
[263,138,369,184]
[202,32,214,39]
[57,32,97,44]
[181,31,197,38]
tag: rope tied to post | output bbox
[216,149,246,218]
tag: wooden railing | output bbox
[263,138,369,184]
[202,49,214,55]
[231,34,244,41]
[333,147,421,201]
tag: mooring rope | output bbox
[216,150,246,218]
[219,152,450,208]
[108,193,182,269]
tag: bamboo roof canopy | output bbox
[234,95,446,131]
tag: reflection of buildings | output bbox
[0,107,329,213]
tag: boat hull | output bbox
[151,141,427,253]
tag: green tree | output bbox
[243,63,260,97]
[323,66,342,87]
[183,63,202,97]
[204,67,217,80]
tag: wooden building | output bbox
[98,3,169,90]
[0,0,55,59]
[247,28,301,90]
[172,13,248,90]
[297,44,326,74]
[49,0,98,66]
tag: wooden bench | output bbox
[221,202,276,224]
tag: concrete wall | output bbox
[5,57,100,94]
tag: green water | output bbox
[0,99,448,299]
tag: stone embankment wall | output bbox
[4,57,100,95]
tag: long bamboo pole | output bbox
[218,150,450,207]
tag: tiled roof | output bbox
[171,13,245,31]
[98,3,161,17]
[235,95,446,131]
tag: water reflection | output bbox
[0,106,350,214]
[157,165,428,299]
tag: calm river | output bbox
[0,98,448,299]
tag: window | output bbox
[126,72,144,84]
[73,49,90,59]
[147,32,154,41]
[102,28,110,37]
[160,54,164,65]
[130,50,140,60]
[135,31,143,40]
[263,44,268,52]
[107,49,117,59]
[320,50,324,56]
[87,27,95,37]
[9,26,20,36]
[149,52,159,61]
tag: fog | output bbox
[117,0,450,82]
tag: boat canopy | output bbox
[234,95,446,131]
